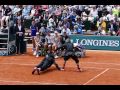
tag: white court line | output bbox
[81,62,120,66]
[2,59,120,66]
[0,79,69,85]
[1,62,120,71]
[83,68,110,85]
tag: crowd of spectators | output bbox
[0,5,120,57]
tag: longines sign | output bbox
[70,35,120,51]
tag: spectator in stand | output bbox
[47,17,56,32]
[39,25,49,50]
[101,18,107,32]
[35,19,41,31]
[30,5,36,19]
[73,25,83,34]
[56,20,63,33]
[1,5,12,29]
[44,31,54,52]
[63,18,70,29]
[106,12,115,21]
[52,31,61,51]
[61,10,68,20]
[61,25,71,36]
[22,5,31,20]
[89,6,98,19]
[34,32,41,57]
[112,6,119,17]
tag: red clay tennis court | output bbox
[0,48,120,85]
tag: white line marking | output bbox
[83,68,110,85]
[1,62,120,71]
[1,62,120,70]
[81,62,120,66]
[0,79,69,85]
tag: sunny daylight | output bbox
[0,5,120,85]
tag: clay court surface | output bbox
[0,48,120,85]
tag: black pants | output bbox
[36,58,54,71]
[16,36,24,54]
[64,52,79,63]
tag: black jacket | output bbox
[36,52,61,71]
[56,42,74,52]
[15,25,25,39]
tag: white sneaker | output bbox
[33,51,36,56]
[36,54,39,58]
[55,55,59,59]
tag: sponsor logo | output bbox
[75,39,119,47]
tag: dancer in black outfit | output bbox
[32,50,62,75]
[55,39,83,72]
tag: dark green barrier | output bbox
[70,35,120,51]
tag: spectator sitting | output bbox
[89,6,98,18]
[1,5,12,29]
[56,20,63,33]
[112,6,119,17]
[44,31,55,52]
[22,5,31,19]
[69,11,76,22]
[63,18,70,29]
[47,18,56,32]
[75,15,84,30]
[106,12,115,21]
[34,32,41,57]
[30,5,36,19]
[101,18,106,32]
[73,25,83,34]
[53,31,61,51]
[61,25,71,36]
[12,5,21,15]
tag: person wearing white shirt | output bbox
[106,12,115,21]
[44,31,55,51]
[61,25,71,36]
[89,7,98,18]
[30,5,36,18]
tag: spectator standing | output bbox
[15,19,25,55]
[30,20,38,55]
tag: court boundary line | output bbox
[81,62,120,66]
[83,68,110,85]
[3,58,120,66]
[1,62,120,71]
[0,79,70,85]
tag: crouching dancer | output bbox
[32,49,62,75]
[55,38,83,72]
